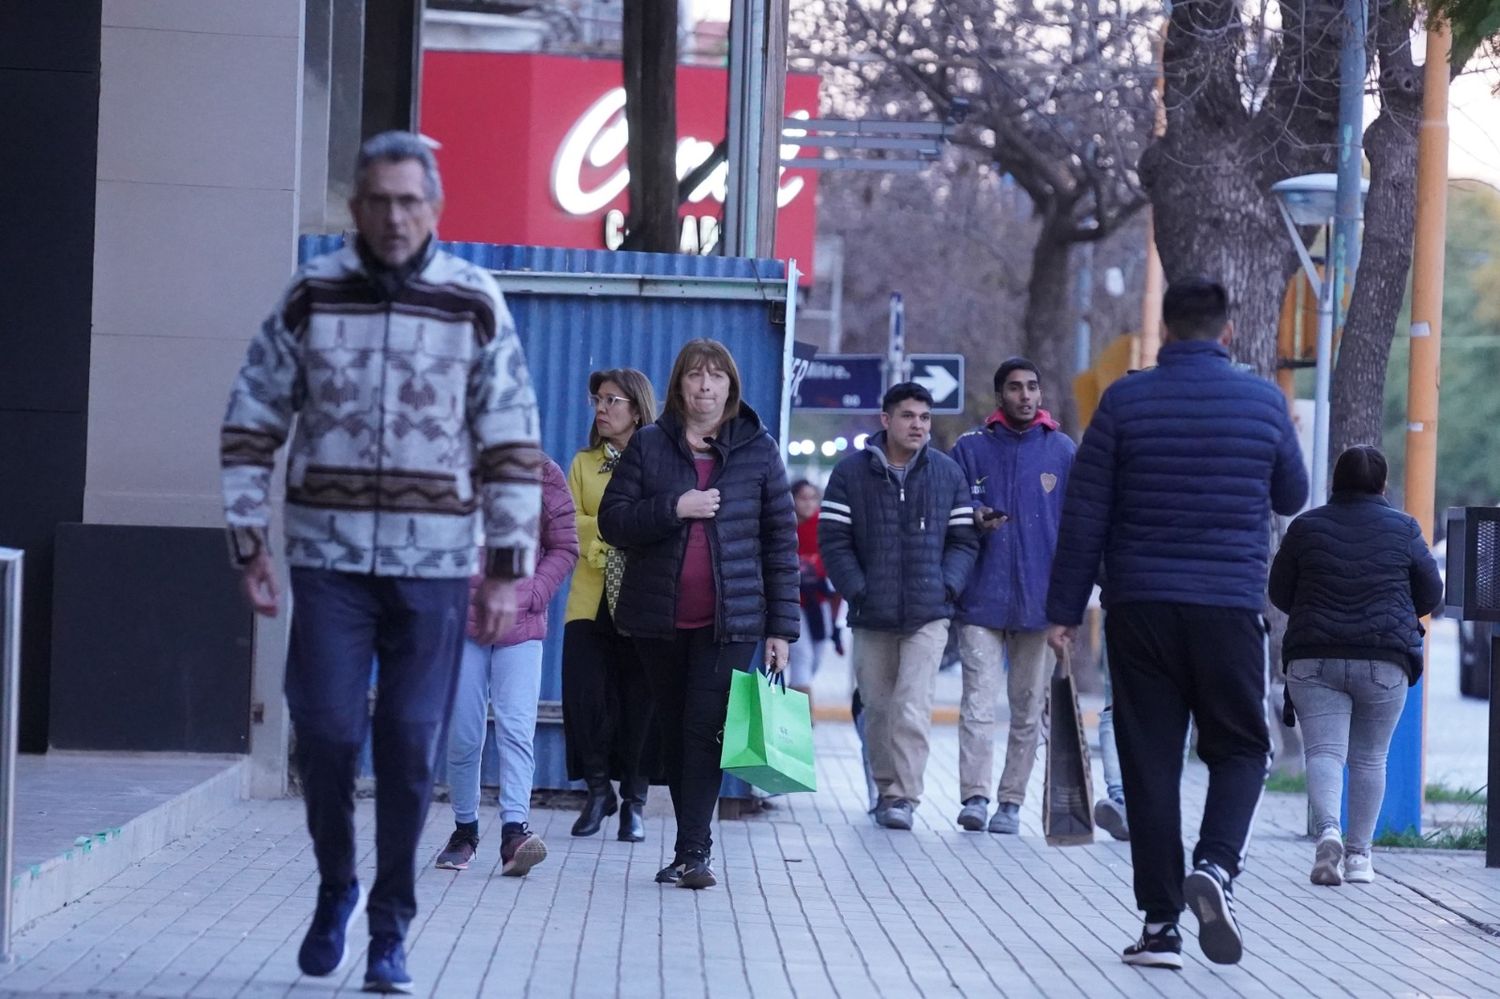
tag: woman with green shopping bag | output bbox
[599,338,800,890]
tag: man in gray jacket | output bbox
[221,132,541,993]
[819,382,979,830]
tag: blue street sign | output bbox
[793,354,885,413]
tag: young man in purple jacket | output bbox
[950,358,1076,835]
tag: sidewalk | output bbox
[3,721,1498,998]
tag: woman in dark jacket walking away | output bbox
[562,369,659,841]
[1269,445,1443,888]
[599,338,800,890]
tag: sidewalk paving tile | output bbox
[3,721,1499,997]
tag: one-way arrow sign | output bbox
[909,353,965,414]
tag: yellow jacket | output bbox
[564,445,616,623]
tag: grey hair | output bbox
[354,131,443,202]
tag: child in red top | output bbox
[789,480,841,699]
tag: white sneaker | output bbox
[1310,829,1344,886]
[1344,851,1374,884]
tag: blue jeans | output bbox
[447,639,544,827]
[1288,657,1408,854]
[1099,665,1125,803]
[285,569,467,941]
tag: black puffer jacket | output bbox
[1268,492,1444,683]
[598,404,799,644]
[818,433,980,633]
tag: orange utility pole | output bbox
[1404,24,1449,542]
[1403,22,1451,809]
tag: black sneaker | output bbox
[298,880,366,977]
[1122,923,1183,969]
[676,855,717,890]
[1184,861,1243,965]
[434,827,478,871]
[655,856,688,885]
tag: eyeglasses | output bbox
[588,393,631,410]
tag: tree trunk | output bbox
[1329,0,1423,467]
[1142,148,1299,379]
[1140,0,1344,378]
[1022,225,1079,433]
[622,0,678,253]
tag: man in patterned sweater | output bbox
[220,131,542,993]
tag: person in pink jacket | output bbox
[435,456,579,876]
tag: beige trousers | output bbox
[852,620,950,805]
[958,625,1054,805]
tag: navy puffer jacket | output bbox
[1046,340,1309,625]
[598,404,799,644]
[1268,492,1443,682]
[818,433,980,633]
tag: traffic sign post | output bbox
[792,288,964,416]
[886,292,907,390]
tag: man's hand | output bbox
[765,636,791,674]
[1046,624,1077,658]
[676,488,721,519]
[240,551,281,617]
[473,577,519,645]
[972,505,1007,532]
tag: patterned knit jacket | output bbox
[220,241,543,579]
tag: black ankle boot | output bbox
[617,798,645,843]
[571,780,617,837]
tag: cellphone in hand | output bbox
[982,508,1007,522]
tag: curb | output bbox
[10,758,248,932]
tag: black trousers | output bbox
[1106,602,1271,924]
[634,627,756,858]
[285,569,467,941]
[561,599,653,800]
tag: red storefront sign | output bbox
[419,52,820,279]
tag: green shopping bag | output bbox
[720,667,817,793]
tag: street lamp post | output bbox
[1271,173,1369,504]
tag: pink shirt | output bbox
[675,453,718,629]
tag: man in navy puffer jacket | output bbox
[1045,278,1308,970]
[820,383,979,831]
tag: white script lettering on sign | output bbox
[551,87,810,217]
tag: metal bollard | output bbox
[0,548,22,962]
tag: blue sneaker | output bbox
[298,880,366,977]
[363,934,414,994]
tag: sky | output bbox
[1445,57,1500,192]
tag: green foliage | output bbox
[1423,0,1500,67]
[1382,181,1500,523]
[1265,772,1309,794]
[1374,824,1487,850]
[1425,782,1488,804]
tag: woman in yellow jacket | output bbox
[563,367,658,840]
